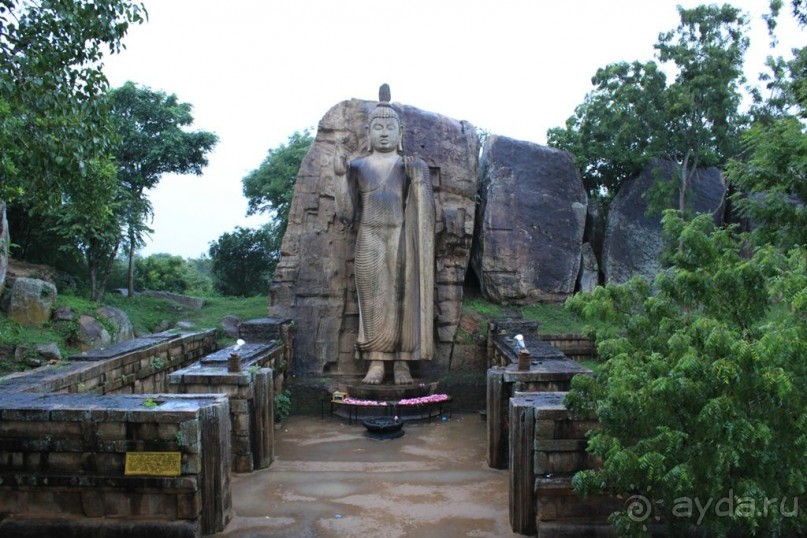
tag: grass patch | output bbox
[462,295,587,335]
[1,291,269,377]
[462,297,504,318]
[103,294,267,335]
[521,303,586,334]
[579,358,604,373]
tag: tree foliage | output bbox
[208,224,279,297]
[108,81,218,298]
[728,45,807,250]
[0,0,145,298]
[566,213,807,536]
[0,0,146,209]
[548,4,748,204]
[222,129,312,295]
[134,253,212,295]
[242,129,313,239]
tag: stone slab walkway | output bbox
[212,414,520,538]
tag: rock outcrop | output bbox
[269,99,479,375]
[72,315,112,351]
[7,277,57,327]
[96,306,134,344]
[142,290,205,310]
[602,159,726,284]
[220,315,240,338]
[472,135,587,304]
[35,343,62,362]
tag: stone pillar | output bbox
[199,397,233,534]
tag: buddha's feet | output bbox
[362,361,385,384]
[394,361,413,385]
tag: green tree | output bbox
[134,253,212,295]
[55,157,125,299]
[727,44,806,249]
[108,81,218,299]
[0,0,145,293]
[566,212,807,536]
[208,224,278,297]
[548,4,748,208]
[242,130,313,241]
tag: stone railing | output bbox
[0,321,293,537]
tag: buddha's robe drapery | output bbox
[347,155,435,361]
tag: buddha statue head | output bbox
[367,83,402,153]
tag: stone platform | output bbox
[340,380,438,401]
[322,378,450,423]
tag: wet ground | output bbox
[212,414,520,538]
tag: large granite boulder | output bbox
[142,290,205,310]
[220,315,240,338]
[7,277,57,327]
[269,98,479,375]
[602,159,726,284]
[96,306,134,344]
[471,135,587,304]
[72,315,112,351]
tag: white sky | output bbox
[102,0,804,259]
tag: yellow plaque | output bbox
[124,452,182,476]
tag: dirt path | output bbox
[212,414,520,538]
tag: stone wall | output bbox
[0,393,232,537]
[537,333,597,361]
[0,331,217,396]
[486,332,590,470]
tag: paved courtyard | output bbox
[212,413,520,538]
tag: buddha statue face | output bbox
[369,116,402,153]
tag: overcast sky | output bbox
[102,0,803,259]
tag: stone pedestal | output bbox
[341,381,437,401]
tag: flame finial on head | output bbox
[379,83,391,103]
